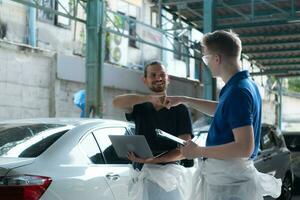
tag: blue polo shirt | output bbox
[206,70,262,159]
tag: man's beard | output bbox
[149,82,166,93]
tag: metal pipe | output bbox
[85,0,105,118]
[28,0,36,47]
[158,0,162,28]
[105,28,201,61]
[277,78,282,130]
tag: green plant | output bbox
[288,77,300,93]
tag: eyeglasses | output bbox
[202,55,212,66]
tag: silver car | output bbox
[283,131,300,195]
[0,118,136,200]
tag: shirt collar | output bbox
[220,70,250,96]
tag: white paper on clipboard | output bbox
[155,129,186,145]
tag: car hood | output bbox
[0,157,35,176]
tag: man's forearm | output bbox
[147,148,184,164]
[147,134,191,164]
[113,94,149,110]
[195,141,253,159]
[185,126,255,160]
[182,97,218,117]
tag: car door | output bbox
[284,134,300,180]
[92,126,132,200]
[255,126,290,180]
[78,133,116,200]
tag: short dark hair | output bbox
[202,30,242,58]
[144,61,163,78]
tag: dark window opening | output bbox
[0,123,68,158]
[129,16,138,48]
[19,130,67,157]
[80,133,105,164]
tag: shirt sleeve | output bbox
[176,104,193,137]
[224,88,253,129]
[125,105,138,122]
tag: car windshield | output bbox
[0,123,70,158]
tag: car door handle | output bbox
[106,173,120,181]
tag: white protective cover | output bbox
[128,163,195,200]
[189,158,282,200]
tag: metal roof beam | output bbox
[275,74,300,78]
[243,42,300,49]
[264,62,300,66]
[187,16,202,23]
[217,19,299,29]
[251,55,300,60]
[217,17,300,28]
[161,0,299,16]
[243,47,300,54]
[216,8,300,21]
[259,0,289,15]
[215,0,294,8]
[186,5,203,19]
[220,0,251,21]
[161,0,201,6]
[243,40,300,46]
[162,6,201,30]
[259,61,300,65]
[239,31,300,37]
[247,52,300,58]
[251,68,300,76]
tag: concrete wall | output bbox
[260,93,300,128]
[0,38,280,125]
[55,53,202,120]
[0,1,27,43]
[282,95,300,131]
[0,40,202,121]
[282,95,300,123]
[0,1,194,76]
[0,41,53,119]
[0,0,202,121]
[0,1,85,54]
[262,99,276,125]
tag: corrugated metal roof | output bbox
[157,0,300,77]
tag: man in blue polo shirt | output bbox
[163,30,281,200]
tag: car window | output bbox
[80,133,105,164]
[260,126,278,151]
[129,127,135,135]
[284,135,300,152]
[0,123,69,158]
[19,130,68,157]
[93,127,130,164]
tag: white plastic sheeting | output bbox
[128,163,195,200]
[190,158,282,200]
[128,159,282,200]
